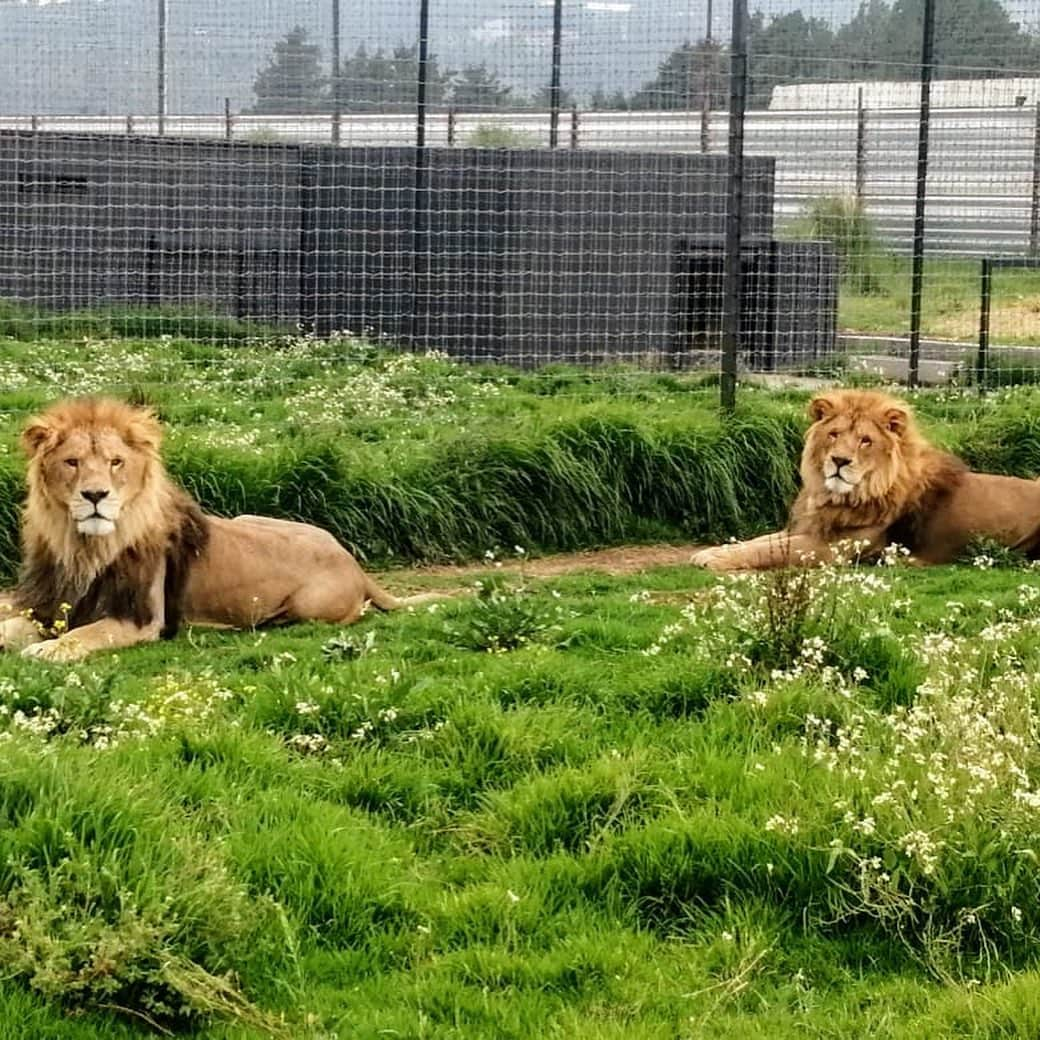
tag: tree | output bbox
[250,26,328,114]
[449,64,513,109]
[528,84,577,109]
[335,44,451,111]
[747,11,838,108]
[835,0,1039,80]
[628,39,728,111]
[589,87,631,111]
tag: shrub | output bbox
[791,194,883,295]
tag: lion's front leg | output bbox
[0,614,45,653]
[691,532,832,573]
[22,618,162,663]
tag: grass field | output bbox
[837,257,1040,347]
[2,555,1040,1038]
[4,334,1040,1035]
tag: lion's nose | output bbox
[81,489,109,505]
[830,455,852,469]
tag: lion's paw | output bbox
[21,638,86,663]
[691,546,740,572]
[0,616,43,653]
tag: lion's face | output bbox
[21,399,162,541]
[802,391,912,503]
[41,428,150,536]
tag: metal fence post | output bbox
[410,0,432,345]
[907,0,936,389]
[976,257,992,389]
[1030,101,1040,256]
[157,0,167,138]
[549,0,563,149]
[331,0,342,147]
[700,0,713,154]
[721,0,748,412]
[855,87,866,202]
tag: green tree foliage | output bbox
[336,44,452,111]
[856,0,1040,77]
[250,26,328,114]
[627,1,1040,111]
[449,64,513,108]
[628,39,728,111]
[748,10,838,107]
[528,84,578,109]
[589,87,631,111]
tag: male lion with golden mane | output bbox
[0,397,419,662]
[691,388,1040,572]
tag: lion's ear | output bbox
[808,395,838,423]
[123,408,163,453]
[20,417,56,458]
[883,407,910,436]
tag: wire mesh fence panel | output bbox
[1,1,1040,402]
[0,0,738,387]
[741,0,1040,391]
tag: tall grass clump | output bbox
[790,194,883,295]
[0,302,281,343]
[0,741,291,1032]
[645,555,1040,974]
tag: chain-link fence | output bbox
[1,1,1040,399]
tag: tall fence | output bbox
[2,1,1040,396]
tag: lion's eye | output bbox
[111,458,124,470]
[860,437,872,447]
[64,459,78,470]
[828,431,839,440]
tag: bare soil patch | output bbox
[380,543,704,592]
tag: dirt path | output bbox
[379,543,704,590]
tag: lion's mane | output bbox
[14,398,208,637]
[790,389,967,547]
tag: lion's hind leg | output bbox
[281,575,369,626]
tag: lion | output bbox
[0,397,425,662]
[691,388,1040,572]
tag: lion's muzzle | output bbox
[71,488,121,536]
[823,455,858,495]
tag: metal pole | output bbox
[720,0,747,412]
[157,0,167,137]
[976,258,992,390]
[700,0,713,154]
[416,0,429,149]
[549,0,563,148]
[855,87,866,202]
[1030,101,1040,255]
[224,97,232,141]
[410,0,432,345]
[570,106,579,149]
[331,0,342,146]
[907,0,936,389]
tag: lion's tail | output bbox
[363,578,454,613]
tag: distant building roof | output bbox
[769,78,1040,111]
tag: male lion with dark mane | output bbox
[0,397,420,662]
[692,388,1040,572]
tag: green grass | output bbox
[837,257,1040,348]
[4,334,1040,1033]
[0,561,1037,1036]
